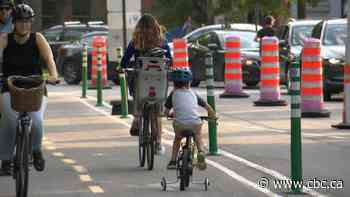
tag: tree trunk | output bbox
[297,0,306,19]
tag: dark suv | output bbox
[42,21,109,60]
[311,18,346,100]
[56,31,117,85]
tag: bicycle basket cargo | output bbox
[135,57,168,103]
[7,75,45,112]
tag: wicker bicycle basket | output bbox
[7,75,45,112]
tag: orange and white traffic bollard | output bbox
[219,35,249,98]
[254,37,287,106]
[89,36,110,89]
[301,38,330,117]
[172,38,189,69]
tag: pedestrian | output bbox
[0,0,13,175]
[0,3,59,175]
[119,14,172,155]
[182,16,194,35]
[255,15,276,54]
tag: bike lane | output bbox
[0,91,269,197]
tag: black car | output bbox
[311,18,346,100]
[42,21,109,61]
[56,31,117,85]
[188,29,288,87]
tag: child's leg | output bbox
[194,123,204,152]
[171,133,182,161]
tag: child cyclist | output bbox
[164,68,216,170]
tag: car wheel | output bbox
[63,60,81,85]
[191,80,200,87]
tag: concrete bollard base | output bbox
[219,91,250,98]
[331,122,350,129]
[301,109,331,118]
[254,99,288,106]
[110,99,134,115]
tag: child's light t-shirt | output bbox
[165,89,206,125]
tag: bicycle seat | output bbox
[181,129,195,138]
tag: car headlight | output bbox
[329,58,341,65]
[244,60,254,65]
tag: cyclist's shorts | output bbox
[173,121,202,135]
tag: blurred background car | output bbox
[42,21,109,61]
[56,31,117,85]
[311,18,346,100]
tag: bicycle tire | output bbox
[15,124,29,197]
[145,106,154,170]
[147,107,158,170]
[138,116,146,167]
[180,149,190,191]
[15,126,22,197]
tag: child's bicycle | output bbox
[161,116,217,191]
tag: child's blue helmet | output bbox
[170,68,192,82]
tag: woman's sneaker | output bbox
[197,151,207,170]
[167,160,177,170]
[33,151,45,172]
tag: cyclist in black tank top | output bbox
[0,3,58,174]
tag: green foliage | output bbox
[150,0,320,29]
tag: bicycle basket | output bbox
[7,75,45,112]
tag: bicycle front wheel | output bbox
[146,107,157,171]
[180,149,191,190]
[138,116,146,167]
[15,125,29,197]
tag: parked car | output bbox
[56,31,117,85]
[42,21,109,61]
[278,19,321,59]
[168,23,262,53]
[311,18,346,100]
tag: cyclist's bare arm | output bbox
[0,33,8,49]
[203,103,216,119]
[35,32,58,82]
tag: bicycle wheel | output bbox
[15,125,29,197]
[138,115,146,167]
[145,106,155,170]
[180,148,190,191]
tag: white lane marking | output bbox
[79,96,281,197]
[52,152,65,157]
[88,185,104,193]
[80,174,93,182]
[329,136,347,139]
[81,95,327,197]
[73,165,88,173]
[62,159,76,164]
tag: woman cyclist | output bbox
[120,14,172,155]
[0,3,58,174]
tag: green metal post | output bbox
[81,44,88,98]
[96,46,103,106]
[290,60,303,193]
[205,52,218,155]
[117,47,129,118]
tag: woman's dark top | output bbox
[2,33,42,93]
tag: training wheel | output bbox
[204,177,210,191]
[161,177,167,191]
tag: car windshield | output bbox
[291,25,315,46]
[186,27,221,42]
[219,31,259,49]
[323,23,347,46]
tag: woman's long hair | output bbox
[132,14,163,50]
